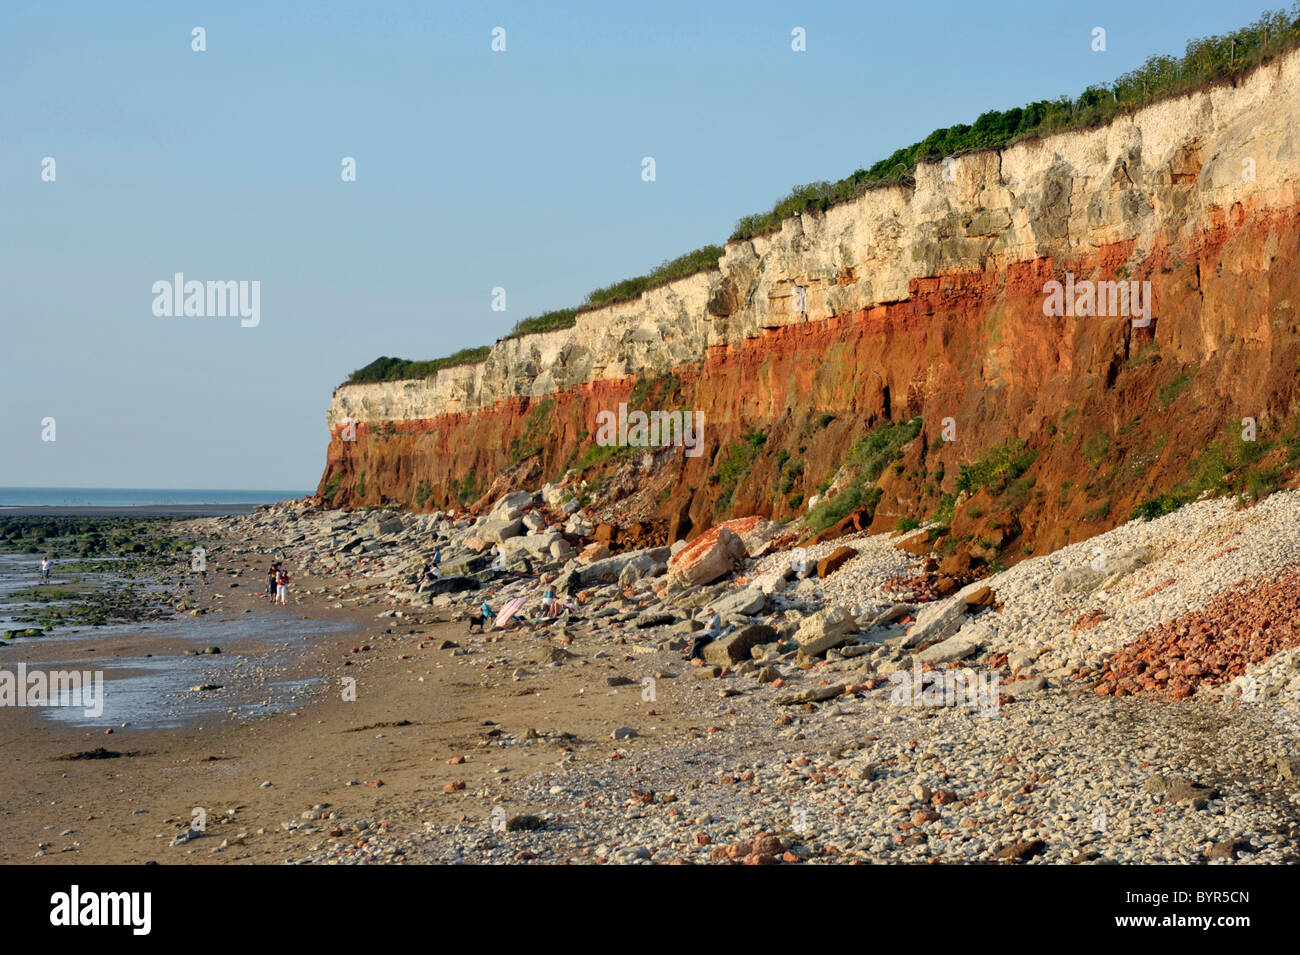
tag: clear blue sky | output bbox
[0,0,1269,490]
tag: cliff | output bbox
[318,50,1300,566]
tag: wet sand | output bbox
[0,525,695,864]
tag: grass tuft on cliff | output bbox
[805,416,922,532]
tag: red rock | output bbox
[817,545,858,578]
[896,532,933,556]
[578,543,612,563]
[753,835,784,854]
[668,526,746,586]
[725,841,754,859]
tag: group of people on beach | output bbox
[417,546,443,588]
[265,562,289,605]
[467,587,576,634]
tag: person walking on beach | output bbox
[266,565,278,602]
[40,554,52,584]
[275,568,289,605]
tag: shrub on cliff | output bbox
[344,348,491,385]
[805,416,922,532]
[505,308,579,339]
[713,429,768,512]
[502,246,724,340]
[582,246,724,310]
[956,438,1037,495]
[1131,431,1289,520]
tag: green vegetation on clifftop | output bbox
[340,8,1300,386]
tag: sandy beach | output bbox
[5,495,1298,866]
[0,521,705,864]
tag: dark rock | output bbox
[635,612,677,629]
[506,814,545,832]
[423,575,479,595]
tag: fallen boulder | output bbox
[817,545,858,579]
[795,606,858,657]
[578,546,670,585]
[773,683,845,705]
[903,593,971,648]
[668,527,746,587]
[478,516,524,544]
[915,637,977,664]
[707,586,766,617]
[702,624,777,665]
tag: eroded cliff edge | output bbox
[319,51,1300,566]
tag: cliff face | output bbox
[319,52,1300,563]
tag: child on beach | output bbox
[275,568,289,605]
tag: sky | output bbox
[0,0,1273,491]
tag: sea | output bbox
[0,487,307,508]
[0,485,347,730]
